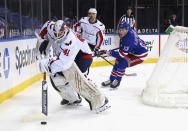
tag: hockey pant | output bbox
[110,53,148,81]
[75,50,93,76]
[50,72,80,103]
[63,62,106,110]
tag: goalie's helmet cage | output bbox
[54,20,68,39]
[142,26,188,108]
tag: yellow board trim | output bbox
[0,74,42,104]
[0,58,158,104]
[91,58,158,67]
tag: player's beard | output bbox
[89,18,96,24]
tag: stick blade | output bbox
[125,73,137,76]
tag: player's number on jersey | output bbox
[63,49,70,56]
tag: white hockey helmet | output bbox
[88,8,97,14]
[54,20,68,39]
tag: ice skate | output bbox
[95,97,111,114]
[110,80,120,89]
[101,80,113,87]
[68,97,82,105]
[60,99,69,105]
[61,96,82,106]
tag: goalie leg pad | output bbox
[50,73,80,103]
[63,62,107,110]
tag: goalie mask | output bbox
[54,20,69,39]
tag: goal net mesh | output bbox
[142,26,188,108]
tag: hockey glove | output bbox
[94,47,100,52]
[107,50,112,56]
[94,50,111,57]
[36,35,44,59]
[39,40,49,55]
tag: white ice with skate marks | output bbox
[1,63,188,131]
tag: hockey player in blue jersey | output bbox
[97,21,148,88]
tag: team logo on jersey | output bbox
[65,40,72,46]
[176,38,188,53]
[124,46,129,51]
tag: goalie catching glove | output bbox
[39,40,49,56]
[94,50,111,57]
[35,32,50,59]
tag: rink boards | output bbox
[0,34,168,104]
[0,37,42,104]
[91,34,168,67]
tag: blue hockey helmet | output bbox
[118,21,130,30]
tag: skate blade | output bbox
[125,73,137,76]
[95,104,111,114]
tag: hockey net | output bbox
[142,26,188,108]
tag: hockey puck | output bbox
[41,121,47,125]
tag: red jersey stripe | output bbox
[74,23,81,32]
[40,27,47,39]
[81,54,93,59]
[97,31,103,48]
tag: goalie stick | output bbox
[41,72,48,124]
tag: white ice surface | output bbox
[0,63,188,131]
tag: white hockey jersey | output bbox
[50,29,92,74]
[73,17,105,50]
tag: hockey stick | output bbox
[41,72,48,124]
[111,47,119,51]
[100,56,114,66]
[100,56,137,76]
[35,31,40,39]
